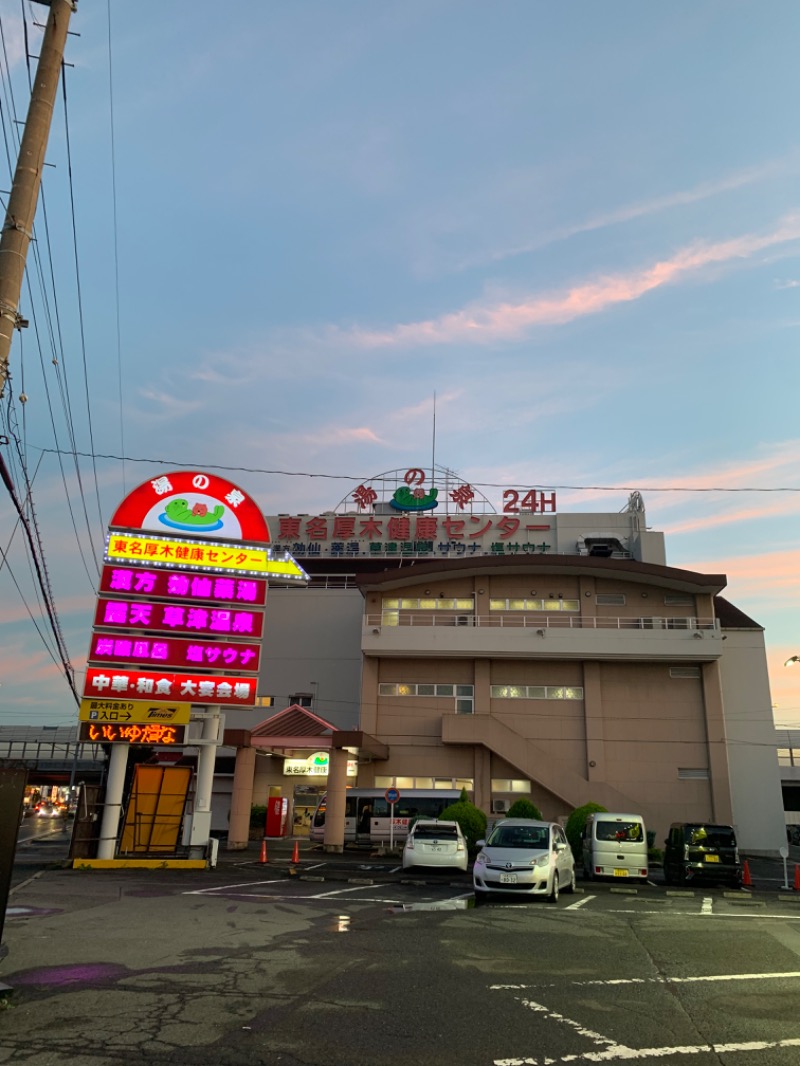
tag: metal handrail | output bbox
[366,613,717,631]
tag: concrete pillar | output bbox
[702,661,734,824]
[97,743,129,859]
[583,662,606,782]
[188,710,222,858]
[226,744,256,850]
[323,746,349,853]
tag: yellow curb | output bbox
[72,859,207,870]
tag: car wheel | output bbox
[548,872,560,903]
[563,869,576,894]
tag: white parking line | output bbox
[564,895,595,910]
[701,896,713,914]
[492,972,800,1064]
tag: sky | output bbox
[0,1,798,726]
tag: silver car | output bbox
[473,819,576,902]
[402,819,469,872]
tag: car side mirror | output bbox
[476,840,486,849]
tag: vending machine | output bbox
[265,796,289,837]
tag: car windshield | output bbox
[488,826,549,849]
[413,825,458,840]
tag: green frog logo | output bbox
[159,498,226,533]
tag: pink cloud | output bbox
[341,216,800,348]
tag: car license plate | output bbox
[499,873,517,884]
[704,854,720,862]
[429,845,442,852]
[613,869,628,877]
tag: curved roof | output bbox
[355,553,727,596]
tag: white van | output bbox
[582,812,648,882]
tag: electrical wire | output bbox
[23,447,800,493]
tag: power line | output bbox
[26,447,800,493]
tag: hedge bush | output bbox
[250,804,267,829]
[437,791,488,851]
[565,801,608,863]
[505,798,544,821]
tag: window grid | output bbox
[382,597,474,610]
[379,683,473,698]
[491,685,584,700]
[670,667,701,679]
[489,598,579,612]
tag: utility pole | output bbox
[0,0,76,400]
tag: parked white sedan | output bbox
[402,819,469,872]
[473,819,576,902]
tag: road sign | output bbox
[79,699,191,725]
[385,787,401,804]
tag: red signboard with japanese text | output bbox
[99,565,267,606]
[88,633,261,673]
[83,667,258,707]
[92,597,264,640]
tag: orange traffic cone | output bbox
[291,840,300,864]
[259,838,268,864]
[794,864,800,892]
[742,859,752,888]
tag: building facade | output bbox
[226,467,784,854]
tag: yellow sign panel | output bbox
[79,699,192,725]
[104,533,307,581]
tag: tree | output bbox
[565,802,608,863]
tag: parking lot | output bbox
[5,843,800,1065]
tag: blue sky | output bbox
[0,1,798,724]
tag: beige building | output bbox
[221,470,785,855]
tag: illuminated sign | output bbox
[105,533,307,581]
[79,700,191,724]
[84,667,257,706]
[99,566,267,606]
[93,598,264,639]
[80,722,186,745]
[282,752,357,777]
[109,471,271,543]
[88,633,261,673]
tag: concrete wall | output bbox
[719,630,785,855]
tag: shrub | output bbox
[505,798,544,821]
[438,798,488,851]
[250,804,267,829]
[565,802,608,863]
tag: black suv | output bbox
[663,823,743,888]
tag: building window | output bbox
[677,768,710,780]
[596,594,626,606]
[381,597,474,625]
[491,779,532,793]
[491,685,584,700]
[489,598,579,612]
[665,594,693,606]
[375,775,474,790]
[378,682,474,714]
[669,667,701,679]
[778,748,792,766]
[289,693,313,707]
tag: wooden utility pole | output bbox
[0,0,76,399]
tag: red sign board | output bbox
[109,471,270,543]
[84,667,258,706]
[88,633,261,673]
[93,597,264,640]
[99,565,267,606]
[80,722,186,745]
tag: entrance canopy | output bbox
[229,704,388,762]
